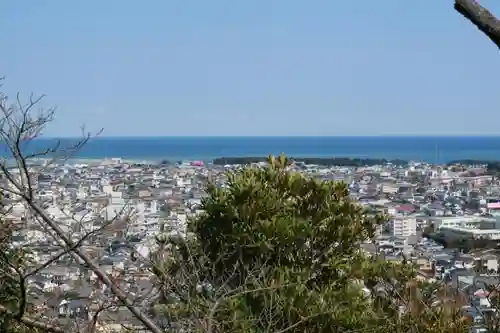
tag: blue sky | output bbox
[1,1,499,137]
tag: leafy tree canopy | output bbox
[153,154,470,333]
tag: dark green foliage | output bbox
[195,154,382,286]
[0,218,37,333]
[152,154,471,333]
[212,156,408,166]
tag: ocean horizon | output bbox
[12,136,500,163]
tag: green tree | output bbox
[153,154,470,333]
[0,217,41,333]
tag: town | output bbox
[3,157,500,331]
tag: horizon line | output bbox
[40,134,500,139]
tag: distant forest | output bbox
[212,157,409,166]
[447,160,500,173]
[155,157,500,170]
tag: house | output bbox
[58,298,88,318]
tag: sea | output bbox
[14,136,500,164]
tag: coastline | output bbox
[9,136,500,164]
[24,156,500,168]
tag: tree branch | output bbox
[0,303,64,333]
[455,0,500,49]
[23,195,164,333]
[0,81,164,333]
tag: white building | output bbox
[391,216,417,238]
[434,216,500,240]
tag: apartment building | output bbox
[391,216,417,238]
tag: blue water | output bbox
[12,136,500,163]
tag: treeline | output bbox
[447,159,500,173]
[447,160,495,165]
[487,162,500,173]
[424,232,500,253]
[212,157,409,166]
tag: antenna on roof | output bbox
[434,142,437,165]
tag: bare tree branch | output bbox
[0,303,65,333]
[455,0,500,49]
[0,80,165,333]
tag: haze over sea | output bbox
[21,136,500,164]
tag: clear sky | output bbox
[1,1,500,137]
